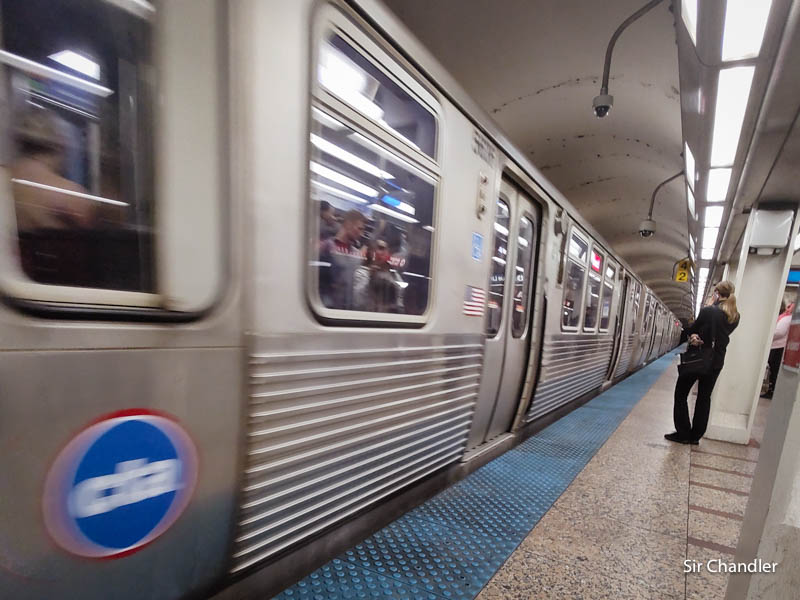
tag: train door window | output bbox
[631,282,641,333]
[561,230,588,330]
[1,0,155,294]
[309,29,439,321]
[486,198,510,336]
[599,263,616,332]
[511,214,535,338]
[582,248,603,331]
[643,296,652,332]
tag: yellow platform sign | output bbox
[674,258,692,282]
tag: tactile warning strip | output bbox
[273,352,677,599]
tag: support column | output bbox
[706,208,799,444]
[726,304,800,599]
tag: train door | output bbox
[466,178,540,451]
[605,272,630,381]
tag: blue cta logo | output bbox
[43,410,198,558]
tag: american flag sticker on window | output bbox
[463,286,487,316]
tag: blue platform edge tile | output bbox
[273,353,676,600]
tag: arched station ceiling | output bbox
[383,0,694,318]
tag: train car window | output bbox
[317,34,436,159]
[599,281,614,331]
[2,0,155,293]
[511,215,535,338]
[642,295,652,333]
[486,198,510,337]
[309,28,439,322]
[310,108,434,316]
[562,231,588,330]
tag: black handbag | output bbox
[678,307,718,376]
[678,345,714,376]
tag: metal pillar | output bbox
[726,299,800,598]
[706,207,800,443]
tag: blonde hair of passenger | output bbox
[714,280,739,324]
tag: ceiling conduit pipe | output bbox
[640,170,684,238]
[593,0,665,118]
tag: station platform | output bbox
[271,351,766,600]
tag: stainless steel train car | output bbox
[0,1,681,598]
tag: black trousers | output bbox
[673,367,722,440]
[767,347,784,394]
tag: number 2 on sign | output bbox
[676,271,687,282]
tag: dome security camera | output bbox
[592,94,614,118]
[639,219,656,238]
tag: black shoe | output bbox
[664,432,691,444]
[688,438,699,445]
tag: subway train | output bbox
[0,1,681,598]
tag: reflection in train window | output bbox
[309,108,435,316]
[512,215,535,338]
[599,281,614,331]
[583,272,601,331]
[317,34,436,159]
[486,199,509,337]
[562,231,588,330]
[3,0,155,292]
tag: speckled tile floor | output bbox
[475,359,768,600]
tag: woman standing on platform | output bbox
[666,280,740,445]
[763,300,793,399]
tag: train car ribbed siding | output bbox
[274,350,678,599]
[232,339,484,573]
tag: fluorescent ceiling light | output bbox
[380,195,415,215]
[707,168,732,202]
[11,179,127,206]
[48,50,100,80]
[311,134,394,180]
[687,185,696,219]
[682,0,698,45]
[311,179,368,204]
[518,236,529,248]
[722,0,772,61]
[494,222,509,237]
[492,256,507,266]
[710,66,755,167]
[318,44,384,121]
[702,227,719,249]
[689,235,695,251]
[312,107,346,130]
[704,205,724,228]
[684,143,696,190]
[367,203,419,223]
[310,161,378,197]
[701,247,714,260]
[422,225,435,233]
[689,246,696,262]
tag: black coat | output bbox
[686,304,739,369]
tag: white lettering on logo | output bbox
[69,459,182,518]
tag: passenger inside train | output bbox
[3,0,153,292]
